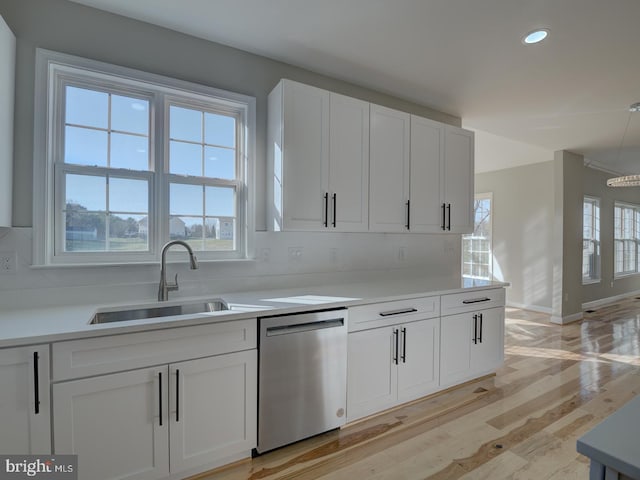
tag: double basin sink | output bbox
[90,298,229,324]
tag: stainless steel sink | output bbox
[90,299,229,324]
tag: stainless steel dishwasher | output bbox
[257,308,348,453]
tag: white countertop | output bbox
[0,276,507,348]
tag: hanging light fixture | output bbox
[607,102,640,187]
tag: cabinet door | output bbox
[329,93,370,232]
[0,346,50,454]
[439,313,473,387]
[281,80,330,230]
[443,126,474,233]
[369,105,410,232]
[470,307,505,375]
[169,350,257,474]
[53,367,169,480]
[409,116,444,232]
[347,327,397,422]
[397,318,440,403]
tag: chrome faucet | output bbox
[158,240,199,301]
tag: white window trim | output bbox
[462,192,493,281]
[33,49,256,266]
[582,195,601,285]
[613,201,640,279]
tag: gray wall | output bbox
[475,161,555,312]
[0,0,459,230]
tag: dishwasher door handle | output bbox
[266,318,344,336]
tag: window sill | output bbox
[582,278,601,285]
[29,257,257,269]
[613,272,640,280]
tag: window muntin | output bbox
[582,197,600,283]
[462,193,492,280]
[36,50,254,265]
[614,202,640,277]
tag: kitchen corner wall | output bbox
[0,0,463,309]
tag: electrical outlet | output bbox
[398,246,406,261]
[0,251,16,274]
[330,247,339,263]
[261,248,271,263]
[288,247,303,262]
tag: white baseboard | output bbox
[582,289,640,310]
[550,312,583,325]
[506,301,552,315]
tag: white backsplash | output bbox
[0,228,462,310]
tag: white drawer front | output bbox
[441,288,505,316]
[348,296,439,332]
[52,319,257,381]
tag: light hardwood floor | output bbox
[194,299,640,479]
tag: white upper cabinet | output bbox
[0,15,15,228]
[268,79,474,234]
[369,105,411,232]
[268,80,369,231]
[443,126,474,233]
[410,117,474,233]
[329,93,370,231]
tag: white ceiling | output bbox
[69,0,640,174]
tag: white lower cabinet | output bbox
[53,349,257,480]
[347,318,440,422]
[440,306,504,387]
[0,345,51,454]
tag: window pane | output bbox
[109,177,148,213]
[66,86,108,129]
[205,112,235,148]
[205,146,235,179]
[108,213,148,251]
[65,126,108,166]
[170,106,202,142]
[205,186,235,217]
[170,141,202,176]
[64,211,106,252]
[66,174,106,211]
[111,95,149,135]
[111,133,149,171]
[170,183,203,216]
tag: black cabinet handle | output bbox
[441,203,446,230]
[379,307,417,317]
[447,203,451,231]
[159,371,163,426]
[332,193,337,228]
[473,314,478,344]
[401,327,407,363]
[462,297,491,304]
[176,369,180,423]
[393,329,399,365]
[406,200,411,230]
[323,193,329,228]
[33,351,40,415]
[479,313,483,343]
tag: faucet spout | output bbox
[158,240,199,301]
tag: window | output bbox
[34,50,255,265]
[614,202,640,277]
[462,193,492,280]
[582,197,600,283]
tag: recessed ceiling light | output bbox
[523,29,549,45]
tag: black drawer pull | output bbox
[379,307,418,317]
[462,297,491,304]
[33,351,40,415]
[159,371,163,426]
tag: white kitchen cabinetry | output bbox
[52,321,257,480]
[0,345,50,454]
[268,79,369,231]
[409,116,474,233]
[0,14,15,227]
[369,104,411,232]
[440,289,505,387]
[347,297,440,422]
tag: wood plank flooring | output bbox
[193,299,640,480]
